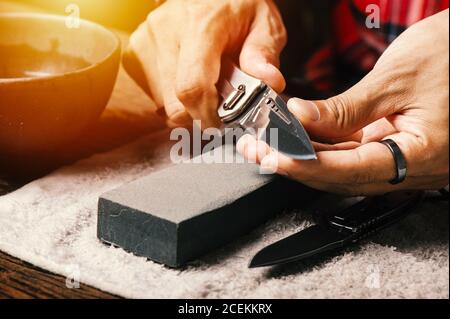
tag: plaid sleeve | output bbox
[300,0,449,96]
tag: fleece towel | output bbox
[0,130,448,299]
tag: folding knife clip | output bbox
[222,84,246,111]
[217,61,267,123]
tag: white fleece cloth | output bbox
[0,130,448,299]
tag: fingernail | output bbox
[287,98,321,122]
[260,63,286,92]
[260,155,289,176]
[236,134,254,155]
[245,143,260,163]
[260,156,277,175]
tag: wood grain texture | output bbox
[0,251,119,299]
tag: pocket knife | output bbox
[249,191,424,268]
[217,60,317,160]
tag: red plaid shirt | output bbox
[302,0,449,95]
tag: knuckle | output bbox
[146,10,164,29]
[348,150,376,184]
[325,94,355,132]
[175,81,206,104]
[351,170,375,185]
[128,23,147,49]
[349,167,376,185]
[277,22,288,48]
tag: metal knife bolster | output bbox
[217,61,265,123]
[217,62,290,127]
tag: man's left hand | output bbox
[237,10,449,195]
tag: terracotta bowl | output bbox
[0,13,121,155]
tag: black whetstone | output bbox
[97,148,313,267]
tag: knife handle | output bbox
[328,191,424,239]
[217,59,267,123]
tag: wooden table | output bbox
[0,251,119,298]
[0,1,164,299]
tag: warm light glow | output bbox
[14,0,160,30]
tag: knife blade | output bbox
[249,191,424,268]
[217,60,317,160]
[249,225,347,268]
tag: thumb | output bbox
[239,10,287,93]
[287,76,396,139]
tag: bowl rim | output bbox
[0,12,121,84]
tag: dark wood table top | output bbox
[0,251,119,299]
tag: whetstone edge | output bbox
[97,147,315,267]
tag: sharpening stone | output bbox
[97,146,314,267]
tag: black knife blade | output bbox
[249,191,424,268]
[249,225,347,268]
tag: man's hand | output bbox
[238,10,449,195]
[124,0,287,128]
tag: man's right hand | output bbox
[124,0,287,129]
